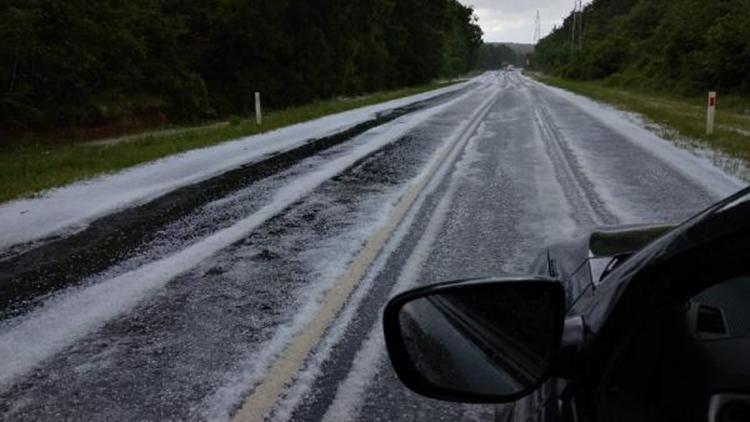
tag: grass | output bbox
[533,74,750,179]
[0,80,458,204]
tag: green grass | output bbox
[0,80,458,204]
[533,74,750,179]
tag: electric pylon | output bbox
[533,11,541,44]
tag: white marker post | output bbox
[706,91,717,135]
[255,92,262,126]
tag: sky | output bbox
[458,0,591,44]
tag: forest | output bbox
[0,0,482,132]
[533,0,750,95]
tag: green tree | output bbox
[0,0,483,133]
[533,0,750,95]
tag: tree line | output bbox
[0,0,482,132]
[532,0,750,95]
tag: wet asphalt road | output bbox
[0,72,729,421]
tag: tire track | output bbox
[529,88,619,226]
[0,85,475,321]
[0,82,501,421]
[0,85,487,395]
[230,84,504,422]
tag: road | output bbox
[0,72,741,421]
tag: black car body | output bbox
[385,187,750,422]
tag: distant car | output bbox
[383,186,750,422]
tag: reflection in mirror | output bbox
[398,283,561,397]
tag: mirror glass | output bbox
[397,282,562,397]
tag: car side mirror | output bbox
[383,277,566,403]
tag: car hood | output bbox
[582,187,750,336]
[537,223,675,307]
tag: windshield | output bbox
[1,0,748,420]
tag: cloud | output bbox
[459,0,589,43]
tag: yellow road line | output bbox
[232,88,499,422]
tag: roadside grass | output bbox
[533,75,750,178]
[0,80,458,205]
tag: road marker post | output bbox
[707,91,717,135]
[255,92,262,126]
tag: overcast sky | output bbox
[458,1,591,44]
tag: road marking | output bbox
[232,87,501,422]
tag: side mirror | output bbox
[383,277,565,403]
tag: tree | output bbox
[0,0,483,133]
[533,0,750,95]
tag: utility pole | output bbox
[571,2,577,48]
[533,11,541,44]
[571,0,584,51]
[577,0,584,49]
